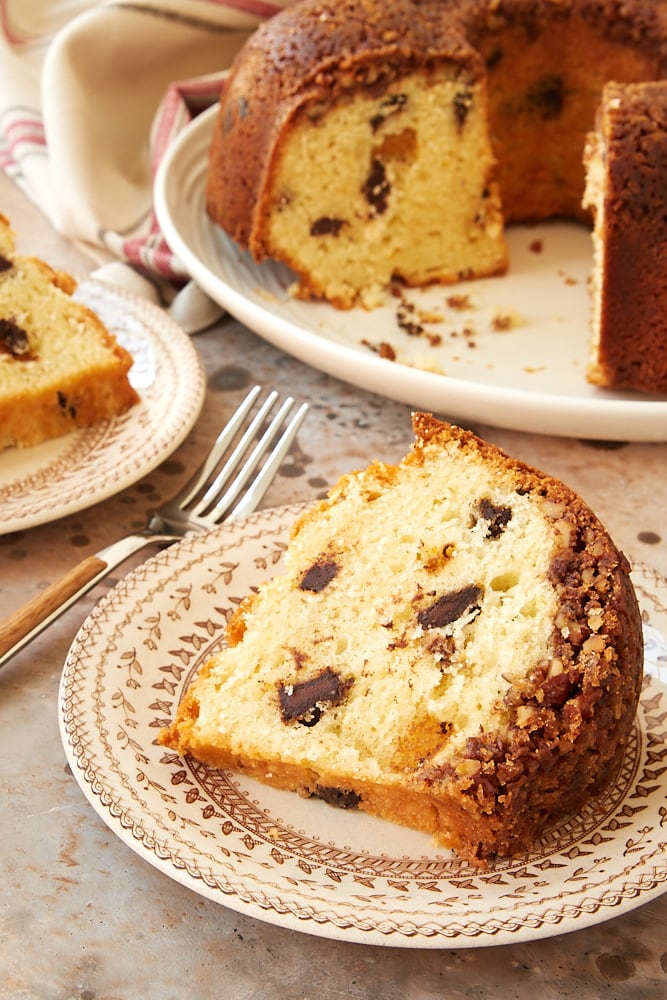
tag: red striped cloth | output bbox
[0,0,289,280]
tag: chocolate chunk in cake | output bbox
[278,667,353,726]
[418,584,484,629]
[299,557,340,592]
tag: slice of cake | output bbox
[0,214,139,449]
[160,415,643,866]
[205,3,508,308]
[583,81,667,395]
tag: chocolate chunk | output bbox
[477,498,512,539]
[314,785,361,809]
[0,254,13,273]
[370,93,408,132]
[278,667,353,725]
[299,557,339,593]
[453,87,473,129]
[0,317,29,357]
[362,159,391,214]
[310,217,346,237]
[526,75,564,120]
[57,390,76,419]
[418,584,483,630]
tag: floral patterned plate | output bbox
[0,279,205,533]
[59,504,667,947]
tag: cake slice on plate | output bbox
[0,214,139,450]
[160,415,642,866]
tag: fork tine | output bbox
[174,384,263,510]
[190,388,280,516]
[205,398,309,523]
[230,401,310,519]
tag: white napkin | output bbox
[0,0,292,331]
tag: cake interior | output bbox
[0,218,138,449]
[185,443,562,781]
[262,65,506,307]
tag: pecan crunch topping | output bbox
[418,584,484,629]
[278,667,353,726]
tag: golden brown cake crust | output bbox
[161,414,643,867]
[585,80,667,394]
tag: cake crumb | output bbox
[446,293,472,310]
[491,309,523,331]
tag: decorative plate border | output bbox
[0,279,206,532]
[59,505,667,947]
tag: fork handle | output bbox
[0,556,109,661]
[0,532,163,669]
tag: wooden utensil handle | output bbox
[0,555,109,659]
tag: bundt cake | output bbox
[160,414,643,866]
[0,214,139,449]
[583,80,667,394]
[204,0,667,392]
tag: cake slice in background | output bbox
[583,81,667,395]
[0,214,139,450]
[161,414,643,867]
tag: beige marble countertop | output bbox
[1,172,666,999]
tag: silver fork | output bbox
[0,385,309,668]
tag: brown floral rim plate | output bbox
[59,504,667,947]
[0,279,205,533]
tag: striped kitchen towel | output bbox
[0,0,289,282]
